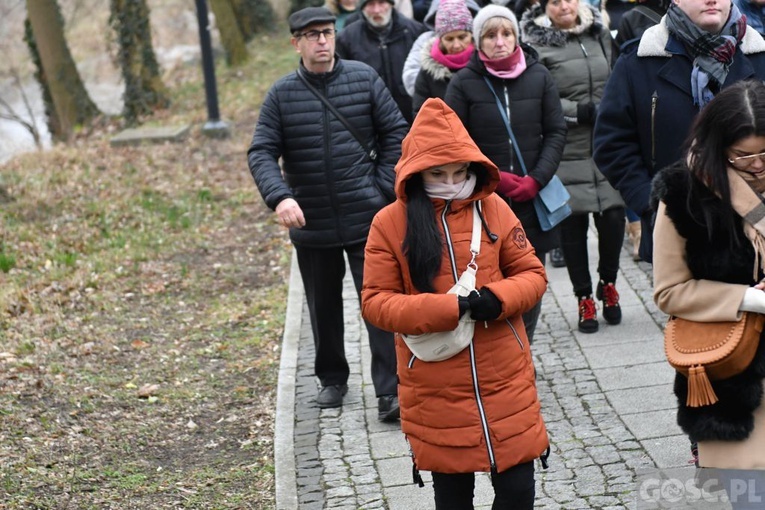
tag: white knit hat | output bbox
[472,4,519,51]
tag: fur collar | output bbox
[637,16,765,57]
[419,35,454,81]
[654,161,765,442]
[521,3,602,47]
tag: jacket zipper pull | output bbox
[651,90,658,170]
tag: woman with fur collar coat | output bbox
[412,0,475,115]
[521,0,625,334]
[652,81,765,490]
[361,98,549,508]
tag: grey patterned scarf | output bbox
[665,3,746,108]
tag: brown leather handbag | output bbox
[664,312,765,407]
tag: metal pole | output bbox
[194,0,230,137]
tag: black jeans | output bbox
[294,242,398,396]
[560,207,625,298]
[522,250,546,344]
[431,461,535,510]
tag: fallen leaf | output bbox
[130,340,149,350]
[137,383,159,398]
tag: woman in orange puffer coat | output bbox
[361,97,549,509]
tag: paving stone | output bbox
[278,241,686,509]
[588,495,622,507]
[326,485,355,498]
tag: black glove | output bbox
[467,287,502,321]
[458,296,471,317]
[577,101,598,125]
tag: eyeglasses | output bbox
[727,151,765,170]
[296,28,336,42]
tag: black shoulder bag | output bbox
[296,70,378,163]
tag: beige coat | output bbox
[653,202,765,469]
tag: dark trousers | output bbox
[431,461,535,510]
[294,242,398,397]
[560,207,625,297]
[522,250,546,344]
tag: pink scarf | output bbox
[479,46,526,79]
[430,39,474,71]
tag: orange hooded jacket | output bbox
[361,98,549,475]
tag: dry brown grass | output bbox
[0,4,293,509]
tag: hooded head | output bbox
[435,0,474,37]
[395,98,498,200]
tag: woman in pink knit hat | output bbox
[412,0,474,116]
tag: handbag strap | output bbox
[468,202,481,270]
[482,76,528,176]
[296,70,378,162]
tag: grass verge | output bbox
[0,25,296,510]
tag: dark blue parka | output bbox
[593,18,765,262]
[247,58,408,248]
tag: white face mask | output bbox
[423,172,477,200]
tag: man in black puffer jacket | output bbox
[247,7,408,421]
[336,0,427,123]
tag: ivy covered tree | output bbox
[209,0,248,66]
[25,0,100,141]
[232,0,276,41]
[109,0,169,125]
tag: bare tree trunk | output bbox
[209,0,248,66]
[231,0,275,40]
[267,0,290,21]
[25,0,100,141]
[0,67,43,149]
[110,0,169,124]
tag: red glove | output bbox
[496,171,522,195]
[507,175,541,202]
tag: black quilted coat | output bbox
[247,59,409,248]
[336,10,427,124]
[444,47,567,253]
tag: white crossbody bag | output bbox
[402,202,481,362]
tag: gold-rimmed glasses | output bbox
[728,151,765,170]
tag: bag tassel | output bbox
[686,365,719,407]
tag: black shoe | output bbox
[378,395,400,422]
[317,384,347,408]
[549,248,566,268]
[578,296,599,333]
[596,280,622,325]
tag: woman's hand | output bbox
[507,175,541,202]
[496,171,521,195]
[467,288,502,321]
[740,287,765,314]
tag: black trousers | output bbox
[521,250,546,344]
[294,242,398,397]
[431,461,535,510]
[560,207,625,298]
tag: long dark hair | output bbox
[684,80,765,244]
[403,174,443,293]
[402,165,489,293]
